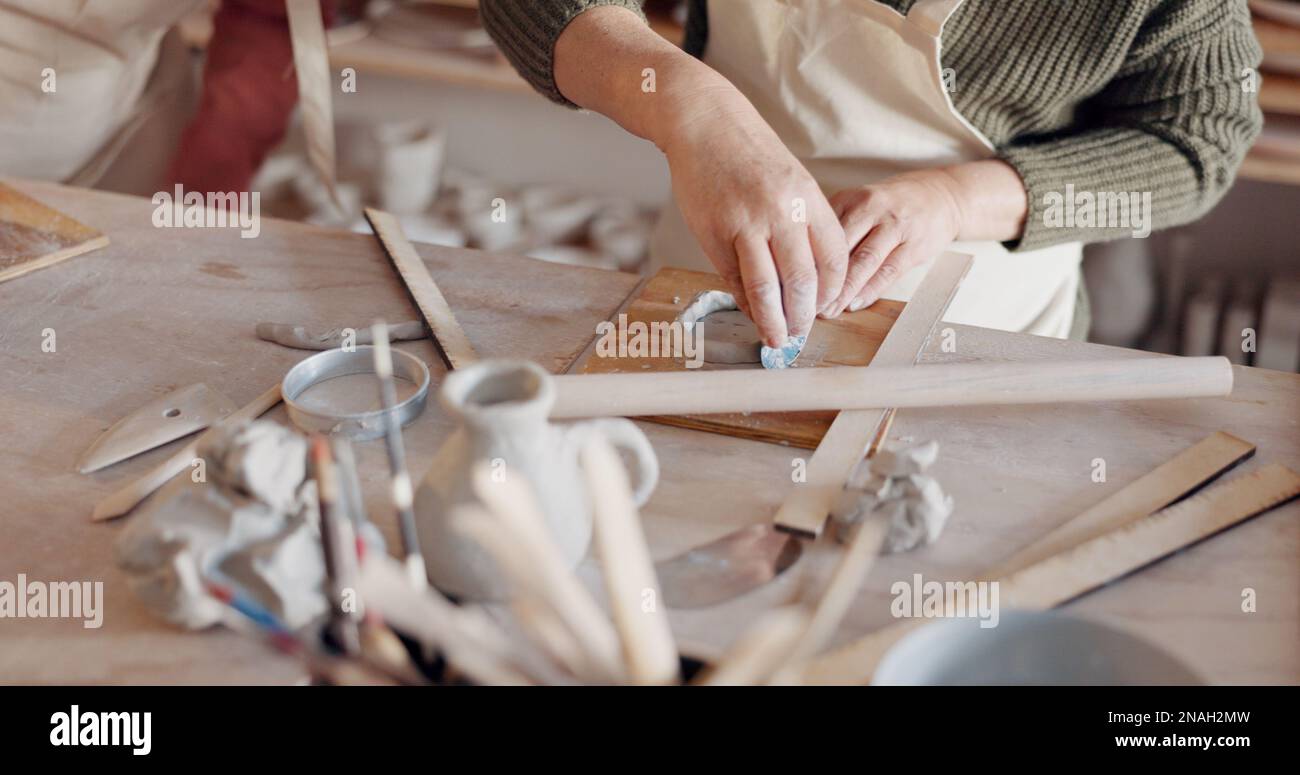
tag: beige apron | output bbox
[648,0,1083,338]
[0,0,202,193]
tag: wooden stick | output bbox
[788,517,890,664]
[91,384,282,521]
[285,0,339,207]
[694,606,810,686]
[802,463,1300,685]
[452,507,614,682]
[356,552,535,686]
[364,208,479,370]
[550,357,1234,419]
[983,431,1256,579]
[773,253,969,536]
[581,436,680,685]
[468,463,626,681]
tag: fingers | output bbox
[735,234,787,347]
[834,219,903,313]
[769,227,818,339]
[850,240,923,311]
[807,211,849,317]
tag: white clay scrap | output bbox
[115,420,327,630]
[832,440,953,553]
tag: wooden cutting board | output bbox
[0,182,110,284]
[578,267,904,448]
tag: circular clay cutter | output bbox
[281,345,430,440]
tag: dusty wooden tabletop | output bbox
[1,179,1296,684]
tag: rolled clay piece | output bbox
[256,320,425,350]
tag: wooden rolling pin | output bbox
[549,356,1233,418]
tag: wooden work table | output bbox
[1,179,1297,684]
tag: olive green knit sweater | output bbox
[480,0,1262,251]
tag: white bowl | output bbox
[872,610,1201,685]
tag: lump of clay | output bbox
[831,440,954,553]
[115,421,327,630]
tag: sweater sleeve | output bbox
[999,0,1263,252]
[479,0,649,107]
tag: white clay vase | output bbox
[414,359,659,600]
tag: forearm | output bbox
[553,6,747,152]
[933,159,1029,243]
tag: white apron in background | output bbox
[0,0,202,192]
[649,0,1083,338]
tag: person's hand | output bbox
[660,88,849,346]
[827,170,965,314]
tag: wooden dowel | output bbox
[550,357,1233,418]
[356,552,535,686]
[694,607,810,686]
[581,436,679,686]
[468,463,626,682]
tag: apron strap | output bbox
[906,0,965,37]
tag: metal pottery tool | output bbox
[91,383,283,521]
[281,345,430,440]
[77,382,236,473]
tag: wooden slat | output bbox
[804,464,1300,685]
[286,0,340,205]
[983,431,1256,578]
[364,208,480,370]
[772,252,971,536]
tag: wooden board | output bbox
[578,267,904,448]
[0,182,109,283]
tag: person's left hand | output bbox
[827,170,964,314]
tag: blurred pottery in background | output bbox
[374,121,447,215]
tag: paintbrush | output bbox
[370,320,428,588]
[205,577,404,686]
[311,436,363,656]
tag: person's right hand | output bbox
[659,86,849,347]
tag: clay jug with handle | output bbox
[415,359,658,600]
